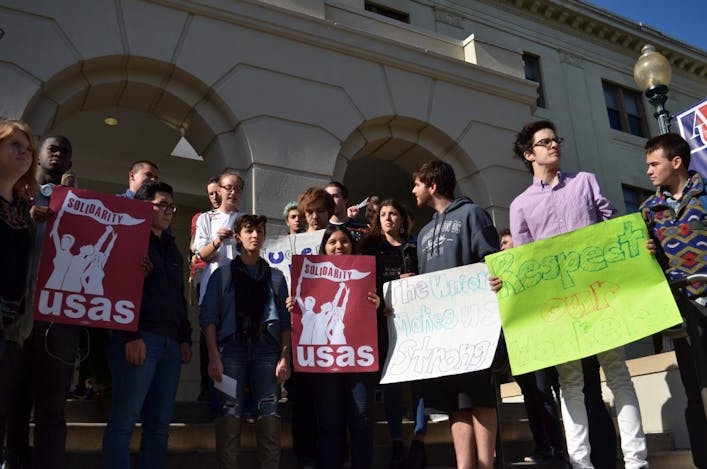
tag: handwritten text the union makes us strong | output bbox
[492,220,645,296]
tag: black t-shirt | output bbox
[0,193,32,315]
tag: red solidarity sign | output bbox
[33,186,153,331]
[290,254,378,373]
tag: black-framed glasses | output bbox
[531,137,564,149]
[152,202,177,214]
[220,185,243,194]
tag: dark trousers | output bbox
[315,372,375,469]
[6,321,79,469]
[286,371,319,466]
[674,295,707,468]
[515,367,565,454]
[583,355,618,469]
[0,342,22,456]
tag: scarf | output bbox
[231,256,270,338]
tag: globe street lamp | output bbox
[634,44,672,135]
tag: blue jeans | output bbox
[102,331,182,469]
[315,372,376,469]
[218,333,280,418]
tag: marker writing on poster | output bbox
[490,220,644,294]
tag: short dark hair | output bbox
[413,161,456,199]
[319,224,356,254]
[513,120,556,174]
[234,214,267,233]
[325,181,349,199]
[298,187,335,217]
[499,228,511,238]
[207,176,219,185]
[134,181,173,201]
[130,160,159,172]
[645,133,691,168]
[40,135,73,156]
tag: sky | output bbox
[585,0,707,52]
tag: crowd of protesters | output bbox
[0,116,705,469]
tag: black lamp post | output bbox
[633,44,673,135]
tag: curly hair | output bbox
[513,120,556,174]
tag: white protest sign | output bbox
[261,230,325,290]
[380,262,501,384]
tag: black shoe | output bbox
[390,440,405,469]
[405,440,427,469]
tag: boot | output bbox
[214,415,242,469]
[255,415,281,469]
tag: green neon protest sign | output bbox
[487,213,681,375]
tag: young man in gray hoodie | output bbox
[412,160,500,469]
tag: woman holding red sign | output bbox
[286,225,381,469]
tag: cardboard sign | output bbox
[261,230,325,290]
[33,187,153,330]
[486,213,682,375]
[676,97,707,177]
[290,254,378,373]
[380,262,501,384]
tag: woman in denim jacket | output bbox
[200,214,291,469]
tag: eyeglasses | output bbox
[531,137,564,149]
[152,202,177,214]
[220,185,243,194]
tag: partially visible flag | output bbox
[675,97,707,177]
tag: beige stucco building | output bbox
[2,1,706,446]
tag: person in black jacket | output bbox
[360,199,427,469]
[102,181,192,469]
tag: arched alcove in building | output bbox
[22,55,245,208]
[338,115,487,231]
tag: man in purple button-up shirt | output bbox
[507,120,647,469]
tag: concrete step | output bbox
[57,400,690,468]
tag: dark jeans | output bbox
[674,295,707,468]
[315,372,376,469]
[583,355,618,469]
[6,322,79,469]
[515,367,564,454]
[286,371,319,466]
[217,333,280,418]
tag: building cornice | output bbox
[151,0,537,107]
[483,0,706,79]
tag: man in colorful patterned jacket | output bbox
[640,132,707,469]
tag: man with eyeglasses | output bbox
[102,181,192,469]
[492,120,647,468]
